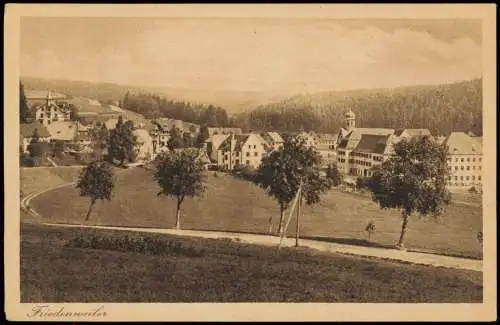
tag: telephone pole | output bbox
[295,180,302,247]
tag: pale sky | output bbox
[20,18,482,95]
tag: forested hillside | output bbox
[120,91,233,127]
[235,79,483,136]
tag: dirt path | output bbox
[39,222,482,272]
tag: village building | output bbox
[207,127,242,137]
[315,133,339,168]
[32,90,73,126]
[133,128,155,161]
[260,131,284,150]
[19,121,52,153]
[336,109,432,177]
[445,132,483,188]
[216,133,270,170]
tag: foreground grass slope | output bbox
[20,166,82,194]
[21,223,482,303]
[33,168,483,259]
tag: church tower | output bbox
[345,108,356,131]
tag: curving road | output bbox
[22,165,483,273]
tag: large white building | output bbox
[336,109,431,177]
[216,133,271,170]
[32,90,73,126]
[445,132,483,188]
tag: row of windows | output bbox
[453,165,482,171]
[448,175,482,181]
[224,151,259,159]
[224,160,251,167]
[448,157,482,163]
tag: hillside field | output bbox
[31,167,483,259]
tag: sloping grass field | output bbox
[20,166,83,195]
[21,223,482,303]
[32,167,483,259]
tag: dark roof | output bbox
[219,134,250,152]
[352,134,390,154]
[20,122,51,138]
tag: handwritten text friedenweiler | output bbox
[27,305,107,318]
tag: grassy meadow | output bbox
[32,167,483,259]
[21,223,483,303]
[20,166,83,195]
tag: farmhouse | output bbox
[19,121,52,153]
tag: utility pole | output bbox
[295,180,302,247]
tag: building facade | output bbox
[445,132,483,188]
[216,133,270,170]
[34,90,73,126]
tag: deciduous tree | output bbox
[326,163,343,187]
[255,137,332,234]
[367,135,451,249]
[153,149,207,230]
[76,161,114,221]
[107,116,136,166]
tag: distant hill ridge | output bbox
[234,78,482,136]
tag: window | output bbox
[248,145,251,149]
[467,166,470,171]
[461,158,464,162]
[460,176,463,180]
[254,145,256,149]
[448,176,451,180]
[455,158,458,162]
[478,176,482,181]
[455,176,458,180]
[461,166,464,170]
[473,166,476,170]
[479,166,482,171]
[473,158,476,162]
[479,158,482,162]
[246,160,250,165]
[467,158,470,162]
[472,176,475,180]
[254,152,258,157]
[466,176,470,181]
[455,166,458,171]
[246,152,250,157]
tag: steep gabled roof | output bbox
[352,134,391,155]
[46,121,78,141]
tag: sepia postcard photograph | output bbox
[4,3,497,322]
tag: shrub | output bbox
[356,176,369,191]
[65,233,205,257]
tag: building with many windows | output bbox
[216,133,271,170]
[445,132,483,188]
[336,109,432,177]
[33,90,73,126]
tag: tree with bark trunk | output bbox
[107,116,137,166]
[153,148,206,230]
[367,135,451,249]
[76,161,114,221]
[254,137,332,235]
